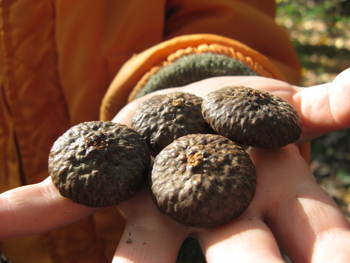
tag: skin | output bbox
[1,68,350,262]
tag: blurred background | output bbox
[277,0,350,221]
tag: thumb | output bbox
[295,67,350,141]
[333,67,350,86]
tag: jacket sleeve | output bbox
[100,0,301,121]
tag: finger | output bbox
[184,73,350,139]
[251,147,350,262]
[112,221,187,263]
[0,177,95,239]
[184,75,295,99]
[265,180,350,262]
[294,67,350,140]
[267,184,350,262]
[183,73,350,141]
[198,214,285,263]
[112,76,295,126]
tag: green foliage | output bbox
[277,0,350,36]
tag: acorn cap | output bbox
[49,121,150,207]
[131,92,212,155]
[201,86,302,148]
[150,133,256,228]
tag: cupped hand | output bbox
[1,68,350,263]
[112,68,350,262]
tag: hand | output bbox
[1,68,350,262]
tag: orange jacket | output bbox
[0,0,301,262]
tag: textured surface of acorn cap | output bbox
[201,86,302,148]
[49,121,150,207]
[131,92,211,155]
[150,134,256,228]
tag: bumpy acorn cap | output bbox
[131,92,211,155]
[49,121,150,207]
[150,134,256,228]
[201,86,302,148]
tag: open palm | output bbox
[1,69,350,262]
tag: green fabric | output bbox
[176,237,206,263]
[135,52,258,98]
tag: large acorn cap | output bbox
[150,133,256,228]
[131,92,211,155]
[201,86,302,148]
[49,121,150,207]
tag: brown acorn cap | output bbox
[49,121,150,207]
[201,86,302,148]
[150,134,256,228]
[131,92,212,155]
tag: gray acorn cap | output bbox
[131,92,212,155]
[49,121,150,207]
[150,134,256,228]
[201,86,302,148]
